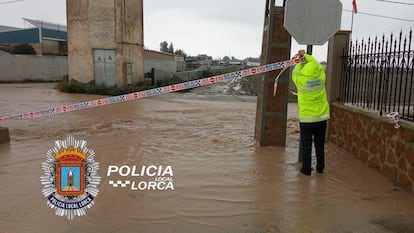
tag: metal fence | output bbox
[340,29,414,121]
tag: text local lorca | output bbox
[107,165,174,190]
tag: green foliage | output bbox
[174,49,187,58]
[201,69,214,78]
[168,43,174,53]
[156,75,184,87]
[58,77,178,96]
[160,41,187,57]
[11,44,36,55]
[160,41,169,53]
[199,67,238,79]
[222,56,230,62]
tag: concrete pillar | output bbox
[326,30,351,137]
[0,127,10,144]
[254,1,291,147]
[326,31,351,104]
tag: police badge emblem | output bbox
[40,136,101,220]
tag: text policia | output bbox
[107,165,174,191]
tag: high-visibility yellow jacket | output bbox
[292,54,330,123]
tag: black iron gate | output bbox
[340,29,414,121]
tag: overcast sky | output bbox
[0,0,413,61]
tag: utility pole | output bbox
[254,0,291,146]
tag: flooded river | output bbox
[0,83,413,233]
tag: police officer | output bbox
[292,50,330,176]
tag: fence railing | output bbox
[340,29,414,121]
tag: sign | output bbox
[284,0,342,45]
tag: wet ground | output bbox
[0,83,413,233]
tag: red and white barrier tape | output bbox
[0,59,299,122]
[273,54,301,96]
[386,112,400,129]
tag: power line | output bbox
[343,9,414,22]
[0,0,23,4]
[376,0,414,6]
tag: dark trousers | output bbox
[299,120,327,173]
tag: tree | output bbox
[168,43,174,53]
[160,41,168,53]
[222,56,230,62]
[174,49,187,58]
[11,43,36,55]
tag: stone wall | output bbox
[329,103,414,192]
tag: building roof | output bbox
[23,18,67,32]
[0,18,67,43]
[0,25,21,33]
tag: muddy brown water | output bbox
[0,83,413,233]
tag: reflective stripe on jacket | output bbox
[292,54,330,123]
